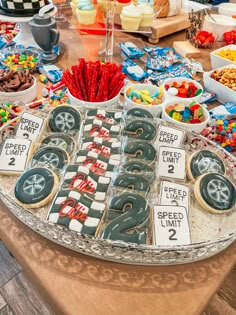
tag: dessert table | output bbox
[0,11,235,315]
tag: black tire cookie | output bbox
[127,108,154,119]
[14,167,59,209]
[187,150,226,181]
[113,174,150,193]
[123,161,154,173]
[41,134,75,155]
[124,120,156,141]
[48,105,81,133]
[30,146,69,173]
[124,141,156,161]
[194,173,236,214]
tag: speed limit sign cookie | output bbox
[48,105,82,133]
[187,150,225,181]
[14,167,59,209]
[194,173,236,214]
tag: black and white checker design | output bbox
[75,150,120,178]
[85,109,123,124]
[47,189,105,236]
[63,164,110,201]
[0,0,48,13]
[83,119,121,140]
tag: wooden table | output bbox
[0,10,236,315]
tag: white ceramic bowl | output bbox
[68,89,120,109]
[162,101,210,134]
[202,14,236,41]
[0,77,36,104]
[218,3,236,17]
[210,44,236,69]
[162,77,203,104]
[123,83,165,117]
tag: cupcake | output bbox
[76,0,97,25]
[115,0,131,15]
[137,3,154,28]
[70,0,79,15]
[120,3,141,31]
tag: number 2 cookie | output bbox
[194,173,236,214]
[187,150,225,181]
[14,167,59,209]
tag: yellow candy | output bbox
[215,49,236,62]
[217,119,224,125]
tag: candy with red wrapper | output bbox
[62,59,126,102]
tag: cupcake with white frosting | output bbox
[137,3,154,27]
[76,0,97,25]
[120,3,142,31]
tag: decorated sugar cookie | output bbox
[86,109,123,124]
[83,119,121,140]
[75,150,120,177]
[29,146,69,173]
[81,137,121,160]
[101,191,150,244]
[124,120,156,141]
[14,167,59,209]
[47,189,105,235]
[113,174,151,193]
[187,150,225,181]
[63,164,110,201]
[123,160,154,173]
[124,141,156,161]
[0,138,33,175]
[194,173,236,214]
[41,134,75,155]
[127,108,154,119]
[48,105,82,133]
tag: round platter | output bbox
[0,114,235,266]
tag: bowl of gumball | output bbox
[62,59,126,108]
[163,77,203,103]
[124,83,165,117]
[0,69,36,103]
[162,101,210,133]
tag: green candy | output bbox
[0,111,6,117]
[1,117,7,122]
[195,89,203,96]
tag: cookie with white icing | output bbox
[47,189,105,235]
[194,173,236,214]
[48,105,82,133]
[75,150,120,177]
[0,138,33,175]
[41,134,75,155]
[83,119,121,140]
[113,173,151,193]
[81,137,121,160]
[86,109,123,124]
[62,164,111,201]
[14,167,59,209]
[126,108,154,119]
[187,150,226,181]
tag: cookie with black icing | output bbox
[187,150,226,181]
[81,137,121,160]
[113,174,151,193]
[124,120,156,141]
[86,109,122,124]
[41,134,75,155]
[101,191,150,244]
[75,150,120,177]
[123,160,154,173]
[83,119,121,140]
[194,173,236,214]
[29,146,69,173]
[124,141,156,161]
[63,164,110,201]
[14,167,59,209]
[126,108,154,119]
[48,105,82,133]
[47,189,105,236]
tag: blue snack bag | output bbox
[119,42,144,59]
[122,59,148,81]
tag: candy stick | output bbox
[90,66,99,102]
[95,71,105,102]
[103,70,109,101]
[71,65,83,100]
[78,59,87,101]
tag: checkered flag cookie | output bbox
[0,0,48,13]
[47,189,105,236]
[75,150,120,178]
[83,119,121,139]
[62,164,111,201]
[81,136,121,160]
[85,109,123,124]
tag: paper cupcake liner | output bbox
[76,8,97,25]
[120,15,141,31]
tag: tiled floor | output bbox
[0,240,235,315]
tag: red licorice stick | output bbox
[95,71,105,102]
[102,70,109,101]
[109,79,124,99]
[71,65,83,99]
[90,67,99,102]
[78,59,87,101]
[110,72,122,91]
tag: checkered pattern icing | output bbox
[0,0,48,13]
[75,150,120,178]
[83,119,121,140]
[47,189,105,235]
[85,109,123,125]
[62,164,111,201]
[81,137,121,160]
